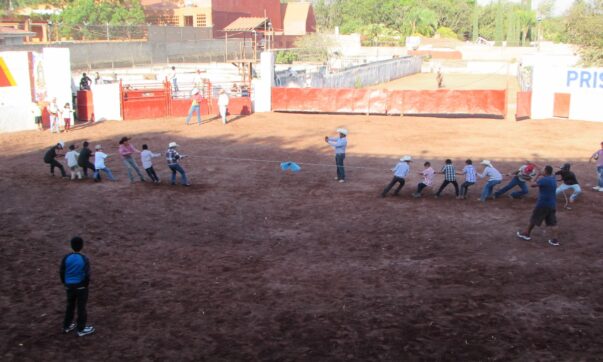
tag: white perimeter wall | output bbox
[532,65,603,122]
[0,52,34,133]
[0,48,72,133]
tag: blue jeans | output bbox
[556,184,581,202]
[169,164,189,185]
[123,157,145,182]
[185,105,201,125]
[335,154,345,180]
[494,176,528,199]
[94,167,115,181]
[598,166,603,188]
[480,179,501,201]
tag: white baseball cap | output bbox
[400,155,412,162]
[191,88,200,95]
[95,144,102,150]
[336,128,348,136]
[58,141,65,148]
[168,142,179,148]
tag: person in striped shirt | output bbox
[457,159,477,199]
[413,161,435,197]
[381,155,412,197]
[435,159,459,198]
[478,160,503,202]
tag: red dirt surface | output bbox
[1,113,603,360]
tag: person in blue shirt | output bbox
[381,155,412,197]
[325,128,348,183]
[60,236,95,336]
[516,165,560,246]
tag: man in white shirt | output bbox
[93,145,116,182]
[382,155,412,197]
[477,160,503,202]
[218,89,230,125]
[65,144,82,180]
[325,128,348,183]
[140,144,161,183]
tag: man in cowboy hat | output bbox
[325,128,348,183]
[43,141,67,177]
[382,156,412,197]
[477,160,502,202]
[185,88,203,126]
[118,137,146,183]
[166,142,190,186]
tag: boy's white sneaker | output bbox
[77,326,95,337]
[593,186,600,190]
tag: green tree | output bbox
[494,0,504,45]
[472,0,479,41]
[565,0,603,65]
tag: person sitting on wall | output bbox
[79,73,92,91]
[231,83,240,95]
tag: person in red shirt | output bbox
[185,88,203,126]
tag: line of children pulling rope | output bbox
[43,138,191,186]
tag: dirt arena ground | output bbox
[1,113,603,360]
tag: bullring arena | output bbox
[2,107,603,359]
[2,35,603,359]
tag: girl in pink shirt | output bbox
[413,161,435,198]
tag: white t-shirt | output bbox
[65,150,80,168]
[140,150,160,169]
[218,93,229,107]
[95,151,108,169]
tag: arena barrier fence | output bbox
[516,91,532,121]
[271,88,508,117]
[118,80,252,120]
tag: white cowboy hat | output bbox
[95,144,102,150]
[191,88,200,95]
[480,160,493,167]
[336,128,348,136]
[400,155,412,162]
[168,142,179,148]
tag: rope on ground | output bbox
[184,155,389,171]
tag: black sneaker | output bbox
[63,322,76,334]
[77,326,95,337]
[516,231,531,241]
[548,239,560,246]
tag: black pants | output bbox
[335,154,345,180]
[382,176,405,196]
[417,183,428,194]
[46,159,66,177]
[145,166,159,182]
[79,161,96,178]
[64,286,88,331]
[460,181,475,197]
[436,180,459,196]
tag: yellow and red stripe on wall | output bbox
[0,57,17,87]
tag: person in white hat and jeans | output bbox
[185,88,203,126]
[325,128,348,183]
[382,156,412,197]
[166,142,190,186]
[477,160,502,202]
[93,145,116,181]
[43,141,67,177]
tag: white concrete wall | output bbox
[0,48,72,133]
[0,52,34,133]
[532,65,603,122]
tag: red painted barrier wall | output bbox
[408,50,463,60]
[516,91,532,120]
[122,88,169,120]
[272,88,507,117]
[553,93,570,118]
[77,90,94,122]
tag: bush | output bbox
[275,51,298,64]
[436,27,459,40]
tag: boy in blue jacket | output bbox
[60,236,95,336]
